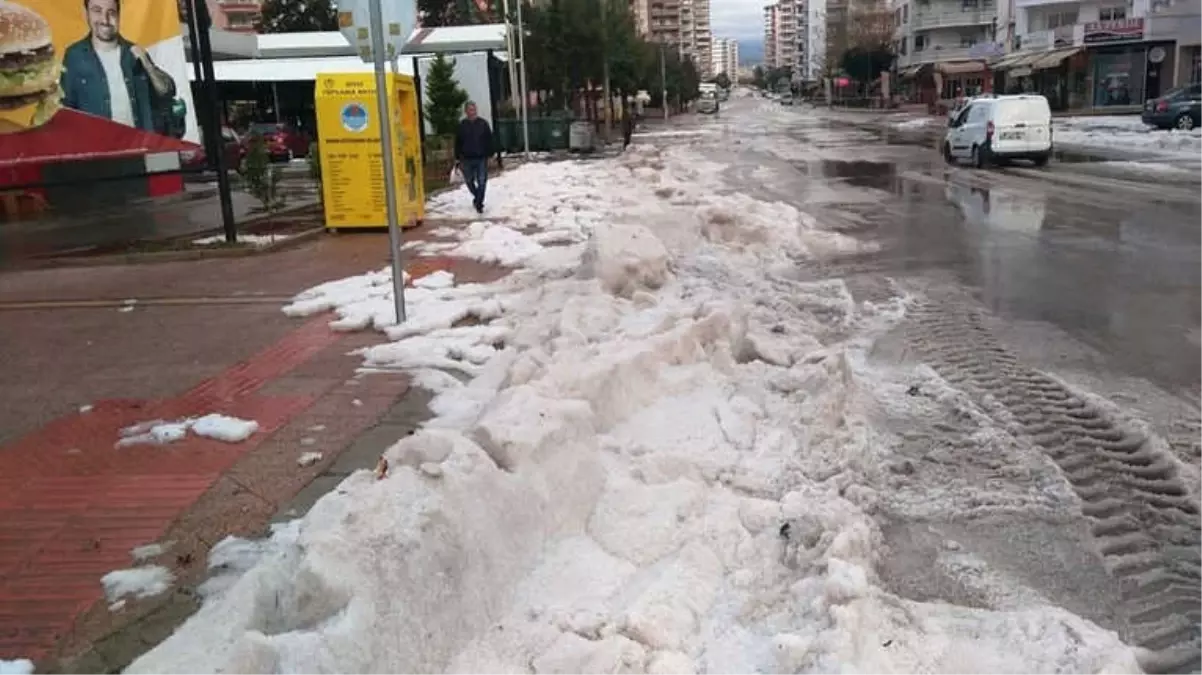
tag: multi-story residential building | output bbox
[797,0,829,79]
[989,0,1199,109]
[208,0,262,32]
[712,37,741,75]
[764,4,780,65]
[891,0,998,98]
[681,0,715,75]
[647,0,684,45]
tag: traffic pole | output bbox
[660,43,668,121]
[368,0,407,324]
[191,0,237,243]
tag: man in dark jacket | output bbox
[454,101,493,214]
[60,0,178,133]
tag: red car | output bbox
[242,122,311,161]
[181,126,244,172]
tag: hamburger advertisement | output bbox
[0,0,199,162]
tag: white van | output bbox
[943,94,1053,168]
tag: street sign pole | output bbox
[515,0,531,157]
[368,0,407,324]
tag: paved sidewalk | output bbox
[0,226,505,672]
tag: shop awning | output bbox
[939,61,987,75]
[1030,47,1083,70]
[990,50,1045,70]
[188,56,415,82]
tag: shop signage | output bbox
[1021,30,1053,51]
[1083,18,1145,44]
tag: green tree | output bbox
[752,65,766,89]
[239,134,284,213]
[840,45,893,85]
[258,0,336,32]
[424,54,470,137]
[714,72,732,89]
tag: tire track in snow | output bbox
[903,300,1201,674]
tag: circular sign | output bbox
[340,102,369,132]
[1149,46,1166,64]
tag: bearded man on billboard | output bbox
[59,0,178,134]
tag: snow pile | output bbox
[1055,115,1202,157]
[891,116,938,130]
[101,565,174,602]
[116,414,259,447]
[131,138,1139,674]
[192,234,290,247]
[0,660,33,675]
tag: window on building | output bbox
[961,0,978,9]
[1045,10,1078,28]
[1098,6,1126,20]
[960,35,977,46]
[914,34,926,50]
[902,4,909,21]
[226,11,258,28]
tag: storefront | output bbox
[991,41,1087,111]
[1145,7,1201,88]
[1084,19,1175,107]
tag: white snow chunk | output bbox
[101,565,174,602]
[191,414,259,443]
[0,660,33,675]
[297,451,324,467]
[78,404,93,414]
[452,222,544,266]
[412,269,456,289]
[587,224,672,298]
[131,542,170,562]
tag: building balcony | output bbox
[895,45,977,66]
[911,9,995,29]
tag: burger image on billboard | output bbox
[0,0,60,132]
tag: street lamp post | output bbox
[367,0,407,324]
[515,0,531,156]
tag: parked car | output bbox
[944,94,1052,168]
[698,94,720,114]
[242,122,311,161]
[181,126,244,172]
[1141,84,1202,130]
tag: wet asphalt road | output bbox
[667,98,1200,404]
[649,97,1202,671]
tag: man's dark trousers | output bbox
[461,159,488,211]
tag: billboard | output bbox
[0,0,199,164]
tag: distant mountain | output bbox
[737,40,763,65]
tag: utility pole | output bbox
[191,0,237,243]
[660,42,668,121]
[516,0,531,156]
[368,0,407,324]
[600,0,612,140]
[500,0,520,110]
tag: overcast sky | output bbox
[711,0,764,41]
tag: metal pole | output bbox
[500,0,520,110]
[412,56,426,162]
[271,82,281,122]
[660,43,668,121]
[192,0,237,243]
[369,0,407,324]
[600,0,611,140]
[181,0,210,160]
[515,0,531,156]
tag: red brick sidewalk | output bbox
[0,227,508,670]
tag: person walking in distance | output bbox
[454,101,493,214]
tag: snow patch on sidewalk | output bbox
[0,660,32,675]
[116,414,259,447]
[101,565,174,602]
[1055,115,1202,157]
[133,140,1139,674]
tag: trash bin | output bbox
[545,116,569,150]
[569,120,594,152]
[495,118,520,153]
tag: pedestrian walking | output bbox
[622,106,634,150]
[454,101,493,214]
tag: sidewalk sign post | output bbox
[516,0,531,157]
[368,0,407,324]
[660,43,668,121]
[191,0,238,244]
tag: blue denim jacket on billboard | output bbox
[60,35,172,132]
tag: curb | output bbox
[29,227,327,269]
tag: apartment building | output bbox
[764,4,779,65]
[891,0,999,98]
[991,0,1200,108]
[681,0,715,76]
[712,37,741,75]
[208,0,262,32]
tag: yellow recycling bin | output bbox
[315,72,425,230]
